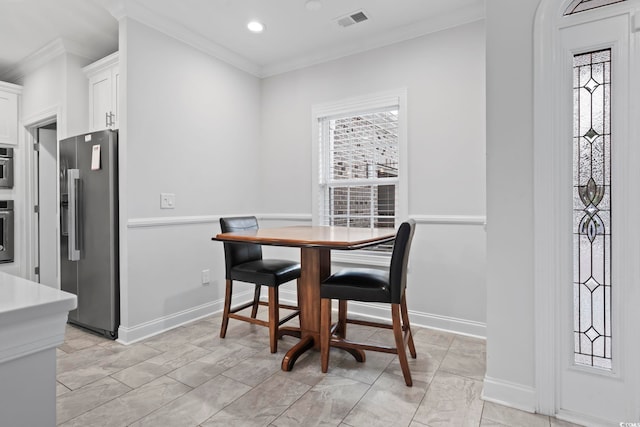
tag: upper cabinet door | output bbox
[0,87,19,145]
[88,68,113,132]
[84,52,119,132]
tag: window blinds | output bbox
[319,108,399,249]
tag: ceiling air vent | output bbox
[336,10,369,28]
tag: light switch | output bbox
[160,193,175,209]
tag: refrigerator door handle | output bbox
[68,168,81,261]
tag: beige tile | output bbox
[480,419,510,426]
[384,339,448,386]
[57,344,162,390]
[550,418,585,427]
[274,351,325,387]
[340,321,380,342]
[56,381,71,397]
[143,343,210,371]
[221,348,286,387]
[327,347,395,385]
[110,361,174,388]
[56,318,581,427]
[57,363,119,391]
[59,376,191,427]
[412,327,456,350]
[201,375,310,426]
[481,402,550,427]
[448,335,486,357]
[99,343,164,372]
[438,346,486,381]
[273,375,370,426]
[58,331,107,353]
[141,325,208,352]
[56,376,131,424]
[342,372,427,427]
[412,371,484,427]
[65,324,91,339]
[167,341,258,387]
[130,375,251,427]
[57,345,119,375]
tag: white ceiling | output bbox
[0,0,484,80]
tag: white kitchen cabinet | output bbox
[0,82,21,145]
[84,52,119,131]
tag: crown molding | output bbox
[0,38,100,83]
[0,81,22,94]
[103,0,261,76]
[102,0,483,79]
[260,2,485,78]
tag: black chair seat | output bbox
[320,220,417,386]
[321,268,391,303]
[218,216,301,353]
[230,259,301,287]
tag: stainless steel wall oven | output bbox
[0,200,14,263]
[0,148,14,189]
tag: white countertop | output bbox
[0,272,77,363]
[0,271,77,323]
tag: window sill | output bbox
[331,250,391,267]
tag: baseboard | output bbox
[117,299,224,345]
[481,376,537,413]
[279,289,486,338]
[554,409,616,427]
[118,287,486,345]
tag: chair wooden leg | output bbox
[251,284,261,318]
[220,279,233,339]
[268,287,279,353]
[400,294,416,358]
[320,298,332,373]
[392,303,412,386]
[337,300,347,339]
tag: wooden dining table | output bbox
[212,225,396,371]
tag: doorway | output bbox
[34,122,58,287]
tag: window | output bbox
[312,90,407,257]
[564,0,626,15]
[573,49,612,370]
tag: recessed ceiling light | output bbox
[247,21,265,33]
[305,0,322,11]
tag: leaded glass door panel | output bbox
[556,9,638,422]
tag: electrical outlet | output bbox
[201,269,210,285]
[160,193,175,209]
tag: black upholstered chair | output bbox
[320,219,417,386]
[219,216,301,353]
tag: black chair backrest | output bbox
[389,219,417,304]
[220,216,263,279]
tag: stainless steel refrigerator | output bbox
[60,129,119,339]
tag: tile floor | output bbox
[56,312,583,426]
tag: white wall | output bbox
[14,53,92,282]
[119,18,263,341]
[65,54,90,138]
[20,56,65,122]
[483,0,540,411]
[260,20,487,334]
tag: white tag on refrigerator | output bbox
[85,134,92,142]
[91,144,101,170]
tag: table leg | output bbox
[281,247,331,371]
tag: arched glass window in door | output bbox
[565,0,626,15]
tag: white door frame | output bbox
[22,106,62,286]
[534,0,640,424]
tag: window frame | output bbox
[311,89,408,265]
